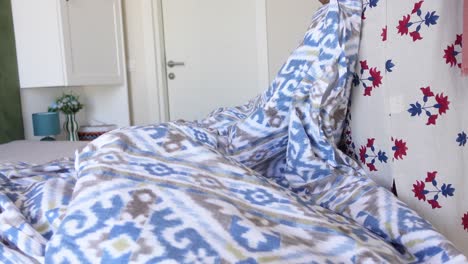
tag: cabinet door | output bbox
[59,0,124,86]
[11,0,66,88]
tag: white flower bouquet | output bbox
[48,93,84,114]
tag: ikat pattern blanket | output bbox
[1,0,466,263]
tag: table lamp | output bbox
[32,112,60,141]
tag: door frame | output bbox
[142,0,270,122]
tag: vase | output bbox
[64,113,79,141]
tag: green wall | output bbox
[0,0,24,143]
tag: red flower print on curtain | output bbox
[353,60,383,96]
[412,1,424,14]
[391,138,408,160]
[463,213,468,231]
[396,1,439,42]
[443,34,463,69]
[408,87,450,126]
[413,181,426,201]
[352,0,468,254]
[381,26,387,41]
[359,138,388,171]
[412,171,455,209]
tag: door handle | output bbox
[167,60,185,68]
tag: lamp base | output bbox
[40,136,56,141]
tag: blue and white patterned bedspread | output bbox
[1,0,466,263]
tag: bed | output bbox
[1,1,466,263]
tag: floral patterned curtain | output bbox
[343,0,468,255]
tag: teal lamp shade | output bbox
[32,112,60,140]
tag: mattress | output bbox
[0,140,87,164]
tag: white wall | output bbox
[266,0,321,80]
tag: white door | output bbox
[161,0,268,121]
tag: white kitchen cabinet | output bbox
[11,0,124,88]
